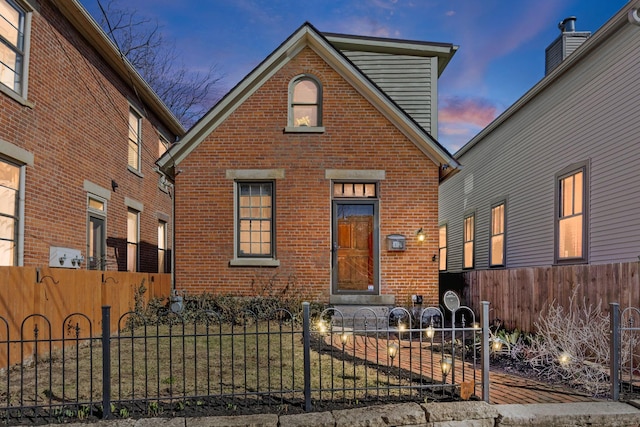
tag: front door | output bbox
[332,202,378,294]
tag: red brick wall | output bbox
[174,47,440,305]
[0,2,175,271]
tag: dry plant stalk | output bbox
[526,286,611,396]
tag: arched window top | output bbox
[289,75,322,129]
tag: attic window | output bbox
[285,75,324,133]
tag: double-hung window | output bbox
[463,213,475,269]
[128,108,141,171]
[0,158,20,265]
[238,182,273,258]
[127,209,139,272]
[438,224,447,271]
[0,0,27,95]
[556,165,587,262]
[158,220,168,273]
[490,202,505,267]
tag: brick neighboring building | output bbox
[158,23,459,306]
[0,0,183,272]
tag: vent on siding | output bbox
[545,16,591,75]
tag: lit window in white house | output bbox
[238,182,273,257]
[490,203,505,267]
[0,159,19,266]
[0,0,25,94]
[463,214,474,269]
[558,169,584,260]
[439,224,447,271]
[290,76,321,127]
[127,209,139,271]
[128,108,141,170]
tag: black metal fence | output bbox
[0,302,489,424]
[610,303,640,401]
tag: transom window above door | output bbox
[333,182,377,198]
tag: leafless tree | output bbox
[95,0,223,128]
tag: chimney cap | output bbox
[558,16,577,33]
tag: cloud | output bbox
[439,96,498,127]
[332,17,399,38]
[437,96,500,152]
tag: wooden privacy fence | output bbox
[0,267,171,367]
[461,262,640,333]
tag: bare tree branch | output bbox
[95,0,223,128]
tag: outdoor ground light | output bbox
[440,357,452,382]
[398,322,406,333]
[492,339,504,352]
[559,352,571,366]
[472,322,480,330]
[416,228,426,242]
[340,332,349,346]
[317,320,327,334]
[425,324,435,339]
[388,342,399,362]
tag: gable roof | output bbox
[454,1,636,158]
[57,0,184,137]
[157,22,459,179]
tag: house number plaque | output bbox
[443,290,460,312]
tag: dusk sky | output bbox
[79,0,628,153]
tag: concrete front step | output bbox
[330,305,391,330]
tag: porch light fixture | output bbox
[440,357,452,382]
[388,342,399,362]
[416,228,426,242]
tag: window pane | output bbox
[0,215,15,239]
[293,105,318,127]
[88,197,104,211]
[0,239,14,266]
[0,186,16,216]
[0,1,21,46]
[0,155,19,189]
[559,215,582,258]
[464,242,474,268]
[127,211,138,242]
[561,175,574,216]
[439,248,447,271]
[574,171,583,214]
[293,80,317,103]
[491,235,504,265]
[439,225,446,248]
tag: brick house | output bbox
[0,0,183,272]
[158,23,459,306]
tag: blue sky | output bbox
[79,0,628,153]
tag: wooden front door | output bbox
[333,203,377,294]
